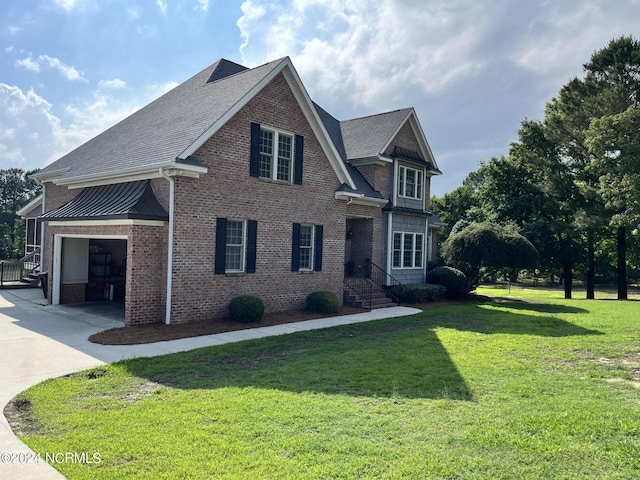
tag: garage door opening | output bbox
[57,237,127,307]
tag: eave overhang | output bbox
[33,158,207,189]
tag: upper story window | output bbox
[398,165,423,200]
[250,122,304,184]
[259,128,293,182]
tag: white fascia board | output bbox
[350,197,388,207]
[31,167,71,182]
[408,110,441,174]
[380,109,414,156]
[335,191,364,200]
[177,58,288,161]
[17,194,43,217]
[348,155,392,166]
[179,57,356,190]
[380,108,441,175]
[336,191,388,207]
[50,161,208,189]
[280,61,357,190]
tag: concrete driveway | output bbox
[0,288,420,479]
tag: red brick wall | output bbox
[169,72,347,322]
[345,203,384,268]
[43,222,167,326]
[60,283,86,304]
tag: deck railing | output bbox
[0,261,24,286]
[21,247,41,273]
[0,248,41,288]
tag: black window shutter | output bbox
[214,217,227,274]
[250,122,261,178]
[294,134,304,184]
[291,222,301,272]
[246,220,257,273]
[314,225,323,272]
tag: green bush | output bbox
[427,266,470,299]
[306,291,340,314]
[389,284,446,304]
[228,295,264,323]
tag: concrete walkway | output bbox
[0,288,420,479]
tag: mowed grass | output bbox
[7,287,640,479]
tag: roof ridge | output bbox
[340,107,412,124]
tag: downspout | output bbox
[159,168,175,325]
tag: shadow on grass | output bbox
[489,298,589,314]
[427,303,602,337]
[121,300,602,401]
[123,320,474,401]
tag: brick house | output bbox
[33,57,442,326]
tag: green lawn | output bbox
[7,287,640,479]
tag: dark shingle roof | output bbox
[40,180,168,221]
[206,59,248,83]
[314,103,384,200]
[37,58,285,182]
[340,109,412,160]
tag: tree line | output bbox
[431,36,640,299]
[0,168,41,260]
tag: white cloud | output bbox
[236,0,490,111]
[0,83,139,169]
[0,144,26,166]
[157,0,168,15]
[15,57,40,72]
[54,0,79,11]
[15,55,85,81]
[196,0,210,11]
[237,0,267,60]
[7,25,21,34]
[99,78,127,89]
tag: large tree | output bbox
[586,106,640,298]
[0,168,41,260]
[546,36,640,299]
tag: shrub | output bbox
[389,284,446,304]
[228,295,264,323]
[427,266,470,299]
[306,291,340,314]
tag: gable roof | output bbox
[339,108,441,174]
[17,194,43,217]
[34,57,356,190]
[340,109,413,161]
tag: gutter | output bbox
[159,168,175,325]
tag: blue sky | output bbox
[2,0,640,196]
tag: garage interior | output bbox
[60,238,127,305]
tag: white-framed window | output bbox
[392,232,424,269]
[398,165,423,200]
[259,127,293,182]
[298,224,314,270]
[225,220,245,273]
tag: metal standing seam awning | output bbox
[40,181,169,222]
